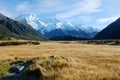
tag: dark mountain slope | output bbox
[94,17,120,39]
[44,29,67,38]
[50,36,88,40]
[0,14,43,40]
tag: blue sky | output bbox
[0,0,120,30]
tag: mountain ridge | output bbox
[0,13,43,40]
[94,17,120,39]
[16,13,98,40]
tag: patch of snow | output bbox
[56,22,62,29]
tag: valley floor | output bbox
[0,41,120,80]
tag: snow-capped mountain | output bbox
[16,13,98,39]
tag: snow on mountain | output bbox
[76,24,98,33]
[16,13,39,30]
[16,13,98,39]
[56,22,62,29]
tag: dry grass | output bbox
[0,40,40,46]
[19,56,71,80]
[0,41,120,80]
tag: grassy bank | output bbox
[0,40,40,46]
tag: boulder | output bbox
[9,65,25,73]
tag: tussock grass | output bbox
[26,56,71,80]
[0,40,40,46]
[0,56,71,80]
[0,41,120,80]
[80,40,120,45]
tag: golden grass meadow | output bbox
[0,41,120,80]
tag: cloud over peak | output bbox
[16,2,29,11]
[97,16,119,24]
[0,0,120,29]
[56,0,102,19]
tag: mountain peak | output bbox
[16,13,98,39]
[41,18,60,23]
[16,13,37,20]
[0,14,42,40]
[115,17,120,23]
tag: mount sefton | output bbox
[16,13,98,40]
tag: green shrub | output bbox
[0,63,11,77]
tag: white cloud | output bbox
[16,2,29,11]
[101,0,120,17]
[15,0,102,19]
[15,0,66,14]
[0,5,13,17]
[78,16,93,22]
[56,0,102,19]
[37,0,66,12]
[97,16,119,24]
[95,16,119,30]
